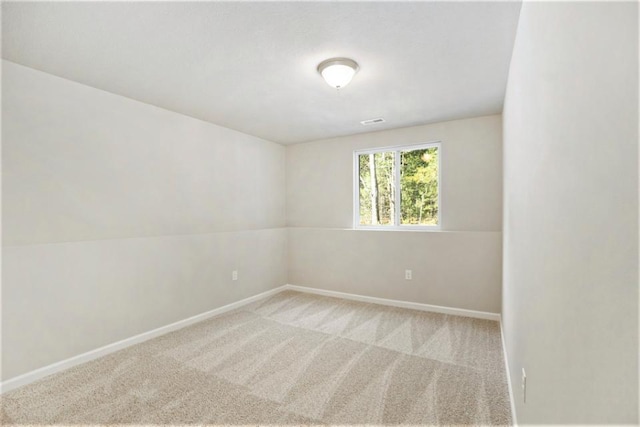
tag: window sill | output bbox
[353,226,441,232]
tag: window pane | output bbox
[400,147,438,225]
[358,151,396,225]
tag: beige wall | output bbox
[287,115,502,231]
[3,62,285,245]
[2,61,287,379]
[286,115,503,313]
[502,2,638,424]
[289,228,501,313]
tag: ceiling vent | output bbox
[360,117,386,126]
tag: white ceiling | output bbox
[2,1,522,145]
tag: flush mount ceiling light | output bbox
[317,58,359,89]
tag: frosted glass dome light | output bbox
[317,58,359,89]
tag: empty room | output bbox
[1,1,638,425]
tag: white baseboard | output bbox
[500,320,518,426]
[284,284,501,321]
[2,284,501,394]
[0,285,288,394]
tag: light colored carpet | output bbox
[1,290,512,425]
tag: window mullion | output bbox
[394,150,401,226]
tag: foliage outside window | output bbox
[355,143,440,228]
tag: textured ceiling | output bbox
[2,1,522,145]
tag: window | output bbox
[354,142,440,229]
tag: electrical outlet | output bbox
[232,270,238,281]
[405,269,412,280]
[522,368,527,403]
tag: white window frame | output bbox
[353,141,441,230]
